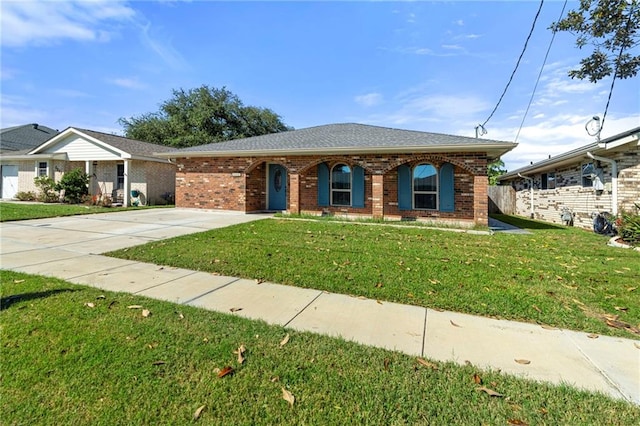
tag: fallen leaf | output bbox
[127,305,143,309]
[233,345,246,364]
[217,366,234,378]
[376,300,383,305]
[96,295,106,300]
[540,324,558,330]
[108,301,117,309]
[472,373,482,385]
[532,305,541,313]
[14,279,25,283]
[587,333,599,339]
[280,333,290,347]
[450,320,461,327]
[539,407,548,415]
[255,278,265,284]
[176,311,184,319]
[270,376,280,382]
[634,343,640,350]
[142,309,151,317]
[374,282,384,288]
[384,358,390,371]
[193,405,206,420]
[515,359,531,365]
[281,387,295,407]
[84,302,95,308]
[476,386,503,397]
[507,419,528,425]
[614,306,628,312]
[229,307,242,312]
[152,360,166,366]
[416,357,438,370]
[627,287,637,292]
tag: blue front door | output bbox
[268,164,287,210]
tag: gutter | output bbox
[518,173,535,219]
[587,152,618,216]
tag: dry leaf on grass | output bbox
[532,305,541,313]
[281,387,295,407]
[108,301,117,309]
[217,366,234,378]
[193,405,206,420]
[230,307,242,312]
[416,358,438,370]
[96,295,106,300]
[128,305,143,309]
[587,333,599,339]
[14,279,25,283]
[142,309,151,317]
[233,345,246,364]
[507,419,528,425]
[476,386,504,397]
[472,373,482,385]
[280,333,290,347]
[84,302,95,308]
[152,360,166,366]
[614,306,628,312]
[450,320,461,327]
[515,359,531,365]
[384,358,390,371]
[540,324,558,330]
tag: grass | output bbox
[2,271,638,425]
[0,202,168,222]
[108,216,640,338]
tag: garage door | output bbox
[2,165,19,199]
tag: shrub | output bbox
[617,203,640,247]
[33,176,59,203]
[15,191,37,201]
[55,168,89,204]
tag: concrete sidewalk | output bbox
[1,209,638,405]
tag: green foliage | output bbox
[55,168,89,203]
[14,191,36,201]
[552,0,640,82]
[33,176,58,203]
[617,203,640,246]
[118,85,293,148]
[487,159,507,185]
[3,271,639,425]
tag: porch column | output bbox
[473,175,488,226]
[123,159,131,207]
[371,173,384,219]
[289,173,300,214]
[85,161,95,196]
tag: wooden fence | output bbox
[488,185,516,214]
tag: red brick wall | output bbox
[174,153,488,223]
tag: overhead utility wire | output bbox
[600,1,636,134]
[480,0,545,130]
[515,0,568,142]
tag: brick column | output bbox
[473,175,488,226]
[371,173,384,219]
[289,173,300,214]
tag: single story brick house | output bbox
[156,123,517,226]
[497,126,640,228]
[0,127,176,206]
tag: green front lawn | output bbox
[2,271,637,424]
[109,217,640,338]
[0,202,167,222]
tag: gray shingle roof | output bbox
[175,123,515,155]
[0,123,59,152]
[74,128,178,156]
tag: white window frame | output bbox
[330,163,352,206]
[582,162,595,187]
[36,161,49,178]
[116,164,125,190]
[412,163,438,210]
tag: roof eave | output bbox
[156,143,517,159]
[0,152,68,161]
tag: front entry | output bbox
[267,164,287,210]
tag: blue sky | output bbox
[1,0,638,170]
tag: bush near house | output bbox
[617,204,640,246]
[14,191,37,201]
[33,176,58,203]
[55,168,89,203]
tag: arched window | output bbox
[413,163,437,210]
[331,164,351,206]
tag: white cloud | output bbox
[355,93,383,107]
[109,77,147,90]
[455,19,464,26]
[0,0,135,47]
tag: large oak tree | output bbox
[553,0,639,83]
[119,85,292,148]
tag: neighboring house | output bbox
[497,126,640,229]
[1,124,60,199]
[155,123,517,226]
[0,127,176,206]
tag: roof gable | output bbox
[0,123,59,152]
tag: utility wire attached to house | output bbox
[515,0,568,143]
[479,0,545,132]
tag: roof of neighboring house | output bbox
[0,123,59,153]
[27,127,177,160]
[157,123,517,160]
[498,126,640,181]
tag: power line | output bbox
[515,0,568,142]
[480,0,545,130]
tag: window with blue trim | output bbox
[413,164,438,210]
[331,164,351,206]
